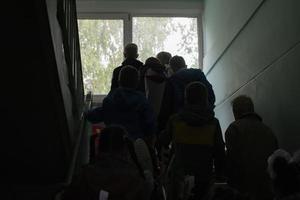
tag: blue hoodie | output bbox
[86,88,156,140]
[157,68,215,131]
[169,68,215,112]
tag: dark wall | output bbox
[46,0,84,141]
[203,0,300,152]
[2,0,71,186]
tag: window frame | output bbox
[77,12,203,97]
[131,14,202,68]
[77,13,130,47]
[78,12,203,68]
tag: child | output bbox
[162,81,225,200]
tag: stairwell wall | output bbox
[203,0,300,152]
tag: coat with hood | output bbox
[143,62,167,117]
[86,88,156,140]
[111,58,144,91]
[225,112,278,200]
[169,68,215,112]
[163,105,225,179]
[158,68,215,132]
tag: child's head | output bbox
[145,57,165,72]
[268,149,300,198]
[124,43,138,59]
[185,81,208,108]
[156,51,172,66]
[145,57,161,66]
[231,95,254,120]
[169,55,187,73]
[118,65,139,89]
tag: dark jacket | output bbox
[111,58,143,91]
[158,68,215,131]
[170,68,215,110]
[140,62,166,93]
[225,112,278,200]
[163,105,225,179]
[86,88,156,140]
[143,63,167,116]
[63,153,146,200]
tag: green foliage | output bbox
[78,20,123,94]
[173,18,199,68]
[133,17,172,62]
[134,17,199,68]
[78,17,199,94]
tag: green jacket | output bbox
[164,105,225,179]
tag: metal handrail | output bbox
[54,91,93,200]
[57,0,84,117]
[65,91,92,185]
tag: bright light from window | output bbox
[78,19,124,94]
[78,17,200,95]
[133,17,199,68]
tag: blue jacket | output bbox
[170,68,215,111]
[158,68,216,131]
[86,88,156,140]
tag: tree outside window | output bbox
[78,17,198,94]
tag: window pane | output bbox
[78,19,123,94]
[133,17,198,68]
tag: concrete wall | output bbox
[203,0,300,152]
[76,0,203,15]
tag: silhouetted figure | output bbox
[162,82,225,200]
[139,57,163,93]
[111,43,143,91]
[63,126,147,200]
[158,55,215,132]
[86,66,156,140]
[267,149,300,200]
[141,57,168,180]
[225,95,278,200]
[141,57,167,116]
[156,51,172,77]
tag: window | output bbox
[133,17,199,68]
[78,19,124,94]
[78,15,200,95]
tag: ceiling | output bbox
[76,0,203,16]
